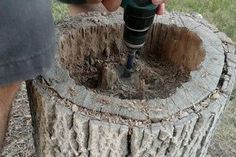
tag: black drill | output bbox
[122,0,157,77]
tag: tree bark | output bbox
[27,12,236,157]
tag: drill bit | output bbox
[121,0,157,78]
[123,48,138,78]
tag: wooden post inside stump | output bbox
[27,12,236,157]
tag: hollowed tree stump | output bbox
[27,12,236,157]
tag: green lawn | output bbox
[167,0,236,41]
[51,0,68,23]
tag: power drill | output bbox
[121,0,157,77]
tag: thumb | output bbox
[157,3,165,15]
[102,0,122,12]
[152,0,165,5]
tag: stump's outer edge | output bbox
[28,79,229,157]
[38,12,228,121]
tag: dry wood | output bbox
[27,11,236,157]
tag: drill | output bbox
[121,0,157,77]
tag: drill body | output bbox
[121,0,157,77]
[122,0,157,49]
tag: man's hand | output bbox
[102,0,166,14]
[152,0,166,15]
[68,0,121,15]
[102,0,122,12]
[69,0,166,16]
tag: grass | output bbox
[167,0,236,41]
[51,0,68,22]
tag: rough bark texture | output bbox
[27,11,236,157]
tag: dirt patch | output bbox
[70,48,190,100]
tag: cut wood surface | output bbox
[27,11,236,157]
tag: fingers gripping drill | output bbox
[122,0,158,77]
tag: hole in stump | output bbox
[59,23,205,100]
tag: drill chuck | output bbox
[122,0,157,49]
[121,0,157,77]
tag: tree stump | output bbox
[27,12,236,157]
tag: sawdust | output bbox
[70,48,190,100]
